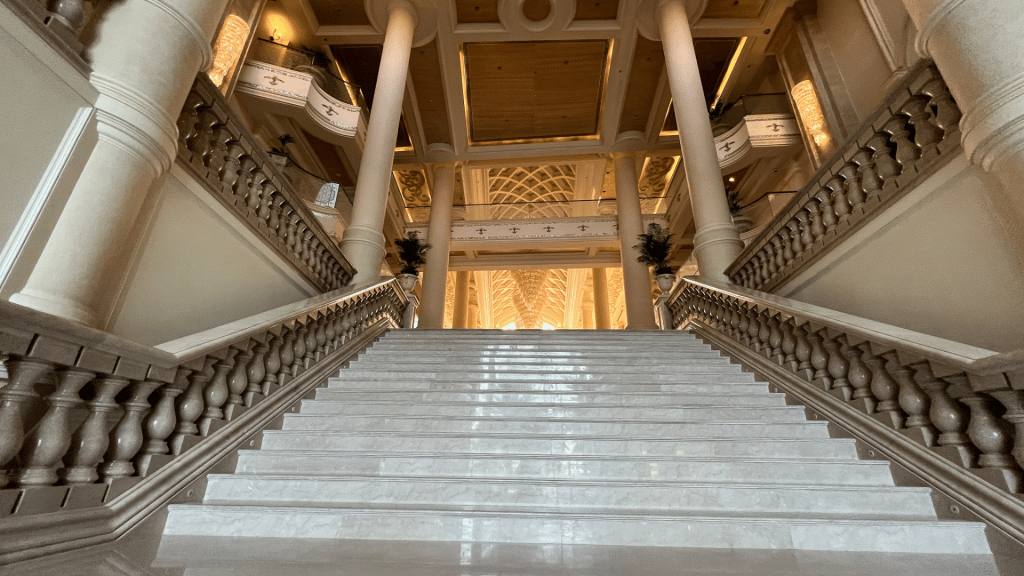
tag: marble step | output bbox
[380,330,700,339]
[296,400,808,422]
[163,504,991,554]
[326,380,765,393]
[280,414,832,437]
[233,452,897,485]
[349,359,735,374]
[312,389,788,407]
[366,344,712,354]
[259,431,861,459]
[333,369,749,385]
[200,474,932,517]
[356,350,726,362]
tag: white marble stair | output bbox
[163,329,993,555]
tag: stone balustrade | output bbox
[726,61,962,292]
[0,278,407,522]
[176,74,355,291]
[4,0,90,71]
[667,276,1024,542]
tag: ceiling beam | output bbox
[448,251,624,271]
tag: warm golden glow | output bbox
[208,15,249,88]
[791,80,830,149]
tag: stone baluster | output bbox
[962,394,1022,493]
[191,109,221,165]
[988,390,1024,474]
[332,308,346,347]
[844,340,875,411]
[0,358,53,486]
[226,344,253,413]
[267,192,284,235]
[882,115,919,171]
[13,368,94,486]
[825,175,850,221]
[919,78,961,132]
[262,335,283,390]
[314,313,328,357]
[851,147,882,203]
[246,342,268,404]
[735,303,750,342]
[139,380,185,465]
[914,366,971,456]
[892,359,938,444]
[100,380,163,481]
[62,377,131,484]
[291,323,308,374]
[807,329,831,387]
[864,350,902,425]
[176,94,204,150]
[814,186,838,232]
[323,310,337,351]
[744,307,760,347]
[767,314,784,363]
[902,95,944,158]
[206,126,232,176]
[780,318,798,369]
[786,218,803,257]
[838,162,864,212]
[198,351,236,434]
[303,318,318,363]
[797,208,815,249]
[278,327,296,382]
[756,310,772,355]
[792,323,813,379]
[866,133,901,187]
[771,235,787,272]
[822,332,852,398]
[257,183,274,223]
[169,361,213,453]
[806,197,826,241]
[246,170,267,213]
[220,142,245,194]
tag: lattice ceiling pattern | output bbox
[488,165,576,220]
[486,268,570,329]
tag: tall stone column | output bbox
[639,0,743,280]
[340,0,419,283]
[613,153,658,330]
[901,0,1024,245]
[452,270,470,329]
[11,0,231,327]
[591,268,611,329]
[417,162,456,329]
[581,301,596,329]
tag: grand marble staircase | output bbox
[162,329,992,555]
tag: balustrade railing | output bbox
[177,73,355,291]
[5,0,90,70]
[0,277,407,559]
[667,276,1024,542]
[726,61,963,292]
[247,39,368,111]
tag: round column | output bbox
[340,0,419,283]
[902,0,1024,228]
[650,0,743,280]
[614,153,659,330]
[11,0,231,327]
[591,268,611,329]
[452,270,471,329]
[418,162,456,328]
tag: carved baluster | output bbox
[771,235,788,272]
[807,329,831,388]
[234,157,257,202]
[267,191,284,235]
[138,369,189,459]
[793,323,813,379]
[257,183,274,223]
[169,360,214,453]
[206,126,232,175]
[815,186,838,232]
[226,344,253,414]
[100,380,164,480]
[304,316,319,363]
[246,170,267,213]
[332,308,346,347]
[786,218,803,257]
[915,366,971,456]
[826,175,850,221]
[780,318,797,369]
[291,323,308,374]
[844,341,875,411]
[851,148,881,203]
[734,303,750,342]
[13,368,94,486]
[62,377,131,484]
[838,162,864,212]
[919,77,961,132]
[883,115,919,171]
[280,206,296,243]
[191,109,221,165]
[807,198,826,241]
[822,332,851,398]
[219,141,245,194]
[767,314,784,363]
[263,335,283,389]
[246,342,268,404]
[278,327,296,381]
[198,351,236,434]
[176,93,204,150]
[0,359,52,486]
[745,307,760,347]
[865,350,903,426]
[962,394,1022,492]
[902,95,944,158]
[323,310,337,351]
[866,132,901,184]
[892,360,937,444]
[797,208,815,249]
[988,390,1024,474]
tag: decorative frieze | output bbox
[236,61,360,138]
[406,215,668,249]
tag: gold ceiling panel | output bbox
[410,39,453,146]
[663,37,742,131]
[394,169,431,222]
[488,165,576,220]
[575,0,620,21]
[618,35,666,134]
[456,0,501,24]
[309,0,371,26]
[702,0,767,19]
[464,41,610,143]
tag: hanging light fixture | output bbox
[208,14,250,89]
[791,80,830,150]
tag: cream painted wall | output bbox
[817,0,897,121]
[781,157,1024,353]
[109,170,314,346]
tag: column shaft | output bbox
[452,270,471,329]
[417,163,456,329]
[657,0,743,280]
[614,154,658,330]
[340,1,418,282]
[591,268,611,329]
[11,0,230,327]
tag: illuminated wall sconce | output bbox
[271,26,282,42]
[791,80,830,150]
[208,14,250,89]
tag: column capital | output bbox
[365,0,438,48]
[636,0,709,41]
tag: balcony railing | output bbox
[0,277,408,562]
[667,276,1024,545]
[247,39,368,111]
[726,61,962,292]
[4,0,90,72]
[177,73,355,291]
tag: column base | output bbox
[340,225,387,283]
[693,223,744,281]
[9,288,101,327]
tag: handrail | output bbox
[725,60,964,292]
[0,276,408,544]
[176,73,355,292]
[666,275,1024,541]
[2,0,89,72]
